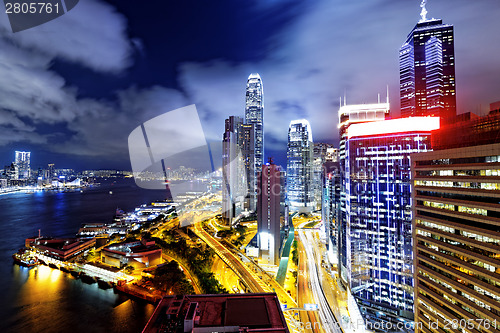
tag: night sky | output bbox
[0,0,499,170]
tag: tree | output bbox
[291,240,299,266]
[124,264,134,275]
[125,234,138,242]
[149,261,195,295]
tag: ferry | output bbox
[12,249,39,267]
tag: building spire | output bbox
[419,0,428,22]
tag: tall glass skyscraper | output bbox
[257,162,282,266]
[245,73,264,187]
[341,116,440,330]
[286,119,314,213]
[15,151,31,180]
[222,116,247,225]
[240,123,256,212]
[400,4,456,121]
[338,102,390,287]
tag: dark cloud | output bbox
[0,0,499,169]
[0,0,134,73]
[177,0,500,152]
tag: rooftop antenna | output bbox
[339,97,342,108]
[378,93,381,104]
[344,90,347,106]
[419,0,428,22]
[386,85,390,104]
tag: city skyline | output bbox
[3,2,500,332]
[0,1,499,170]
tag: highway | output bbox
[297,237,324,333]
[193,221,267,292]
[212,256,242,293]
[298,228,344,333]
[180,194,348,332]
[191,221,304,332]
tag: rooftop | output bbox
[142,293,289,333]
[105,239,159,254]
[347,116,440,139]
[30,237,93,251]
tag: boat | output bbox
[69,268,81,278]
[80,273,97,284]
[48,263,59,269]
[12,249,39,267]
[60,266,70,273]
[97,278,113,289]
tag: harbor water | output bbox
[0,178,208,333]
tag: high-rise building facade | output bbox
[341,116,440,329]
[4,163,18,182]
[338,102,390,286]
[313,143,336,211]
[222,116,246,225]
[222,116,256,225]
[245,73,264,192]
[286,119,314,213]
[257,162,282,266]
[240,124,256,212]
[400,4,456,121]
[15,151,31,179]
[321,151,340,265]
[412,109,500,332]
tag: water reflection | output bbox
[1,180,168,332]
[7,264,155,333]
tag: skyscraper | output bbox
[245,73,264,196]
[412,143,500,333]
[312,143,335,211]
[338,102,390,286]
[222,116,246,225]
[412,104,500,332]
[400,2,456,121]
[240,124,256,212]
[257,161,282,266]
[286,119,314,213]
[321,149,340,264]
[339,107,440,328]
[15,151,31,180]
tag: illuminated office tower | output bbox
[46,163,55,182]
[257,162,282,266]
[15,151,31,179]
[340,110,440,328]
[240,124,256,211]
[5,163,18,182]
[286,119,314,213]
[400,3,456,121]
[338,102,390,286]
[412,105,500,332]
[313,143,335,211]
[245,73,264,200]
[222,116,246,226]
[321,148,339,263]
